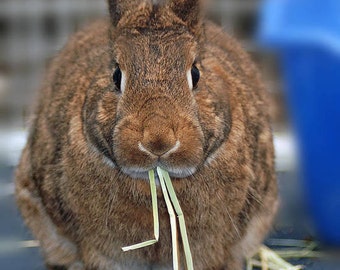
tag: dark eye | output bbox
[191,65,200,89]
[113,66,122,91]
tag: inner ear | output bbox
[108,0,123,26]
[108,0,152,26]
[168,0,202,33]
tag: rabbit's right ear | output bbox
[108,0,150,26]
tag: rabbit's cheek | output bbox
[161,129,204,172]
[82,92,118,164]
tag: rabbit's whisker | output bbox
[225,207,242,240]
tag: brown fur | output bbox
[15,0,278,269]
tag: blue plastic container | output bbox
[258,0,340,244]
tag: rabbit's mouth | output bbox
[111,111,205,180]
[120,165,197,181]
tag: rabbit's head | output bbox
[85,0,230,179]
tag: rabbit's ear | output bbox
[167,0,202,34]
[108,0,150,26]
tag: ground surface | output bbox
[1,166,339,269]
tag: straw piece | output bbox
[274,250,324,259]
[122,240,158,252]
[248,259,303,270]
[265,239,314,248]
[122,170,159,251]
[19,240,40,248]
[254,245,304,270]
[260,246,269,270]
[157,167,194,270]
[260,245,299,268]
[121,168,193,269]
[150,170,159,241]
[158,169,179,270]
[246,259,253,270]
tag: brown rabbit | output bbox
[15,0,278,269]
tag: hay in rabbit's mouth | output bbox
[122,167,194,270]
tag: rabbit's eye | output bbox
[113,66,122,91]
[191,65,200,89]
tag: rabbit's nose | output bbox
[139,128,179,157]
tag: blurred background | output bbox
[0,0,339,269]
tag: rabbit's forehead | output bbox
[113,31,197,70]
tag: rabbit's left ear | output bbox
[108,0,151,26]
[167,0,203,34]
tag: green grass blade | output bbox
[256,245,304,270]
[121,170,159,251]
[260,245,297,268]
[149,170,159,241]
[122,239,158,251]
[157,167,194,270]
[158,169,179,270]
